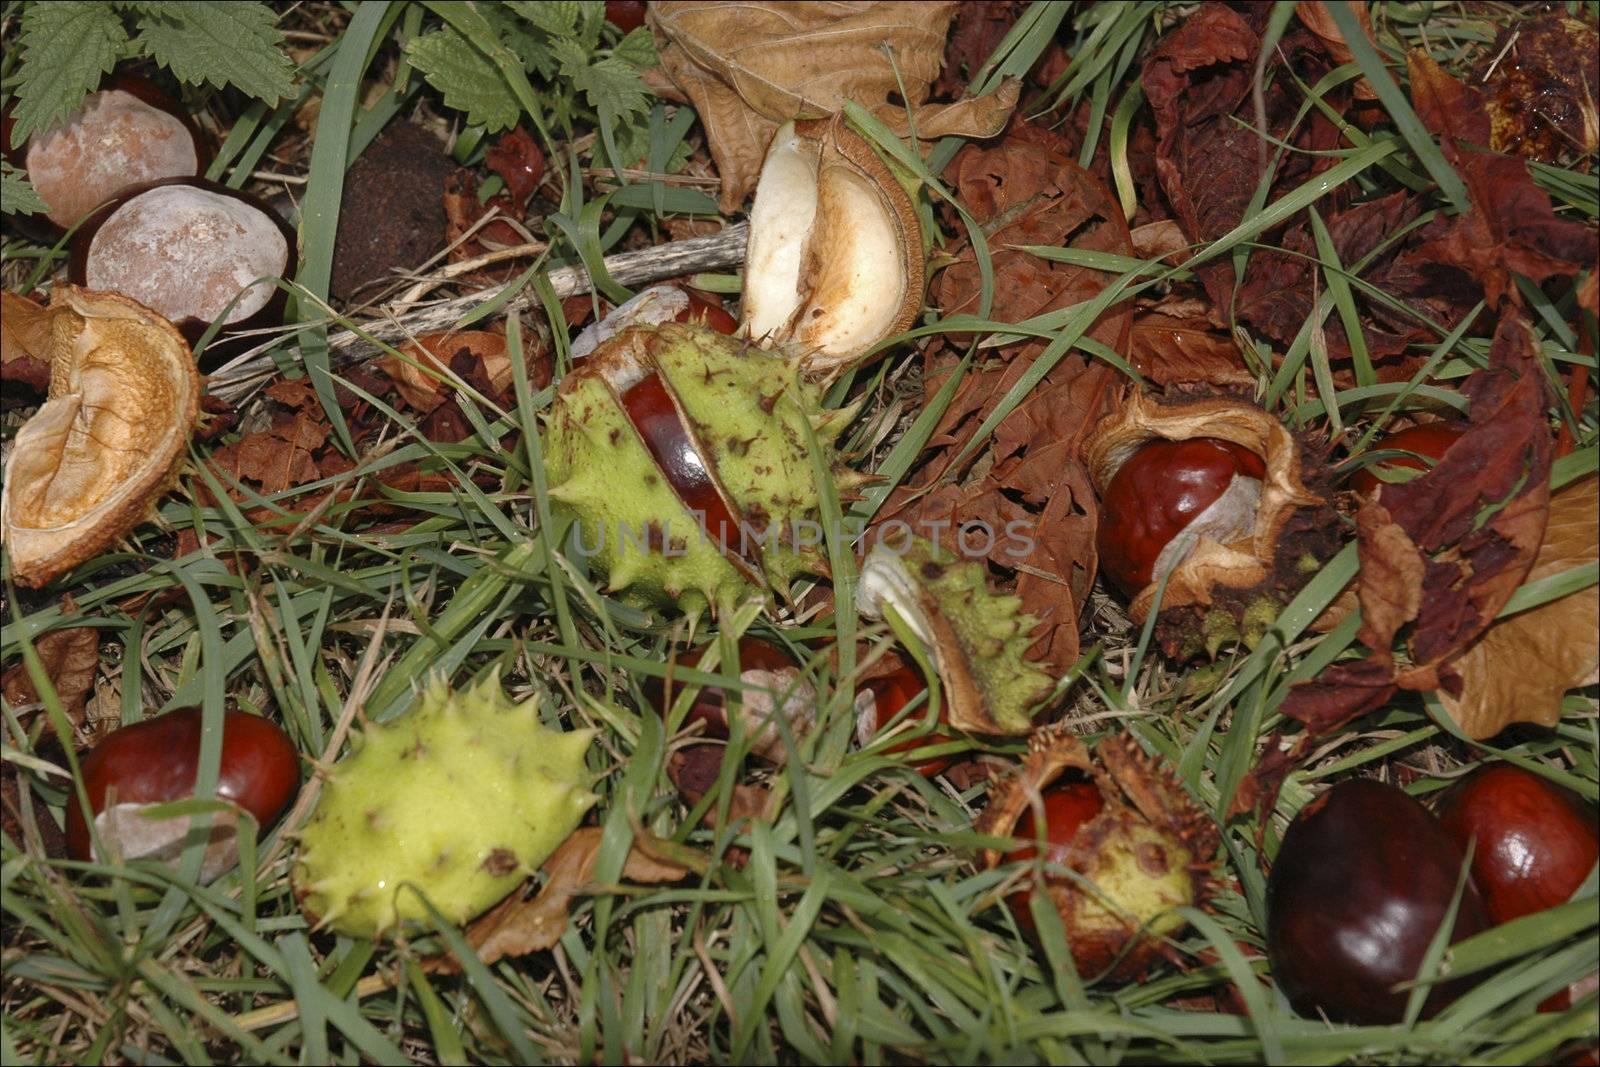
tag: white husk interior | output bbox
[742,124,820,341]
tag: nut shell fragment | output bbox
[1083,392,1325,625]
[2,287,199,587]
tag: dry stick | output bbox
[207,223,750,405]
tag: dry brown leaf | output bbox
[453,828,688,967]
[1438,475,1600,739]
[378,331,511,414]
[0,601,99,732]
[650,1,1015,211]
[1296,2,1378,100]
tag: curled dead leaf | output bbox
[1438,475,1599,739]
[379,331,512,414]
[0,611,99,734]
[448,827,689,968]
[1,287,199,587]
[1295,2,1379,100]
[650,1,1014,211]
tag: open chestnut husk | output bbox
[68,177,296,353]
[1267,778,1490,1024]
[1084,392,1338,658]
[65,707,300,882]
[3,71,208,237]
[1435,764,1599,926]
[1,286,200,587]
[979,729,1218,980]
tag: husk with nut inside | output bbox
[978,727,1218,981]
[1083,392,1336,655]
[1,286,199,587]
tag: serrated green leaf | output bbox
[552,39,651,125]
[614,26,657,70]
[480,2,555,78]
[131,1,294,102]
[508,0,581,37]
[1,162,50,216]
[405,27,522,132]
[8,2,128,148]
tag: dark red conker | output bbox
[1096,437,1266,597]
[854,661,960,777]
[675,294,738,335]
[1267,779,1490,1024]
[65,708,300,875]
[1004,781,1105,931]
[1349,422,1465,496]
[1435,764,1599,926]
[649,635,801,743]
[604,1,648,32]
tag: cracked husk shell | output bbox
[1084,392,1327,628]
[1,286,198,587]
[742,116,923,375]
[978,728,1218,980]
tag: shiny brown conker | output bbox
[1267,779,1491,1024]
[64,708,300,878]
[1096,437,1267,597]
[1435,764,1599,926]
[1004,780,1105,931]
[854,661,959,777]
[68,176,297,351]
[604,1,649,32]
[1349,422,1465,495]
[650,635,807,748]
[675,294,738,335]
[3,71,208,235]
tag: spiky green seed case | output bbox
[292,674,596,939]
[544,324,859,613]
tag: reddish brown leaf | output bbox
[1,611,98,732]
[1351,501,1425,653]
[1296,3,1378,100]
[1406,49,1491,145]
[1126,312,1253,388]
[483,126,545,209]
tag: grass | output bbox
[3,1,1597,1063]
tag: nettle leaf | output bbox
[131,1,294,102]
[406,28,521,132]
[1,163,50,216]
[551,37,651,126]
[614,27,657,70]
[8,1,127,148]
[507,0,582,38]
[481,3,555,79]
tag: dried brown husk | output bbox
[978,728,1218,981]
[741,116,923,376]
[1,287,199,587]
[1082,392,1328,630]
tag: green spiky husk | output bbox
[543,324,854,613]
[292,674,596,939]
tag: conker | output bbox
[854,661,959,776]
[1004,780,1105,930]
[676,293,738,335]
[3,72,207,234]
[1349,422,1465,495]
[650,635,820,773]
[1435,764,1599,925]
[68,177,296,349]
[604,1,648,32]
[64,707,300,881]
[1097,437,1267,597]
[1267,779,1490,1023]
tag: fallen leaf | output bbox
[1438,474,1599,738]
[1407,49,1491,145]
[1296,2,1378,100]
[1351,501,1427,653]
[1126,311,1254,388]
[452,828,688,967]
[1,602,99,732]
[483,126,545,209]
[649,1,1015,211]
[379,331,513,415]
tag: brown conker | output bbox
[1097,436,1267,597]
[68,177,296,351]
[1004,780,1105,930]
[64,707,300,880]
[1267,779,1491,1024]
[1349,422,1465,496]
[853,661,960,777]
[4,72,208,234]
[1435,764,1599,926]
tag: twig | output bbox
[207,223,749,404]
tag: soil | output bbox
[330,121,453,303]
